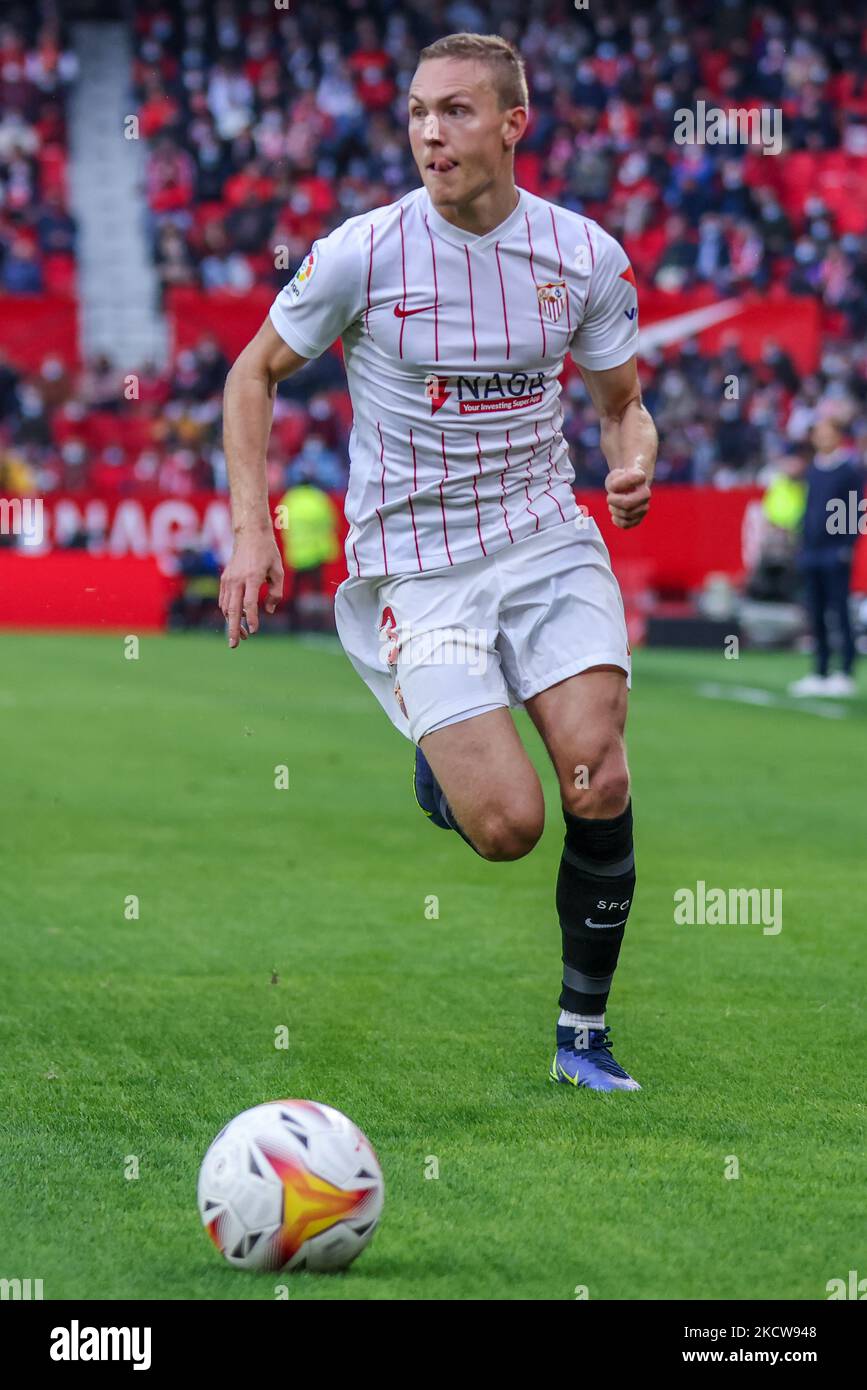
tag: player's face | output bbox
[408,59,521,210]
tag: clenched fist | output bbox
[605,465,651,529]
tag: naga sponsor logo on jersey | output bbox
[424,371,546,416]
[424,374,451,415]
[536,280,567,323]
[288,246,318,300]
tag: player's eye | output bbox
[448,106,467,116]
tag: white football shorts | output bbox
[333,515,631,744]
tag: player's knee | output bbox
[563,749,630,820]
[473,805,544,861]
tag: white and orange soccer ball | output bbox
[198,1099,384,1273]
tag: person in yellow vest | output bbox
[0,447,38,496]
[746,453,807,602]
[762,459,807,535]
[277,476,340,632]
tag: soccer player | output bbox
[220,33,657,1092]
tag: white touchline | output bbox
[696,683,848,720]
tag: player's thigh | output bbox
[524,666,630,817]
[420,707,545,858]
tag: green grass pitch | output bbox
[1,632,864,1301]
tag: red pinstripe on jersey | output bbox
[364,224,374,337]
[499,430,515,544]
[464,245,477,361]
[472,430,487,556]
[583,222,595,312]
[375,420,388,574]
[549,207,572,333]
[525,211,547,357]
[423,215,439,360]
[398,207,407,359]
[408,428,422,570]
[407,495,422,571]
[495,241,511,360]
[523,425,541,532]
[551,401,567,475]
[439,431,453,564]
[377,419,386,505]
[538,422,566,522]
[545,449,566,520]
[409,425,418,491]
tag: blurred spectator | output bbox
[0,11,76,293]
[277,474,341,632]
[2,236,43,292]
[789,416,864,696]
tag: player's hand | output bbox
[219,527,284,648]
[605,465,651,529]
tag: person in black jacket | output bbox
[789,417,864,697]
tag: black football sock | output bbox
[556,800,636,1014]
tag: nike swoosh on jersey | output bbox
[393,303,438,318]
[584,917,627,929]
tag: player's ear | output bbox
[502,105,527,149]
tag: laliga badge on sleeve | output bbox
[288,245,318,301]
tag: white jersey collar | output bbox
[421,185,527,251]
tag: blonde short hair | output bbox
[417,32,529,111]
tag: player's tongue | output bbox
[431,158,457,173]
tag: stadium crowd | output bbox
[2,0,867,499]
[0,9,77,295]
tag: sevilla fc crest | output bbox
[536,280,567,323]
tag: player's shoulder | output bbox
[521,190,628,270]
[320,188,426,251]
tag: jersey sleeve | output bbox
[569,226,639,372]
[269,218,365,360]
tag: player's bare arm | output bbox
[580,356,658,530]
[220,319,307,647]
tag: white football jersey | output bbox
[269,185,638,576]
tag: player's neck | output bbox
[429,182,520,238]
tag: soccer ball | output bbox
[197,1099,384,1273]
